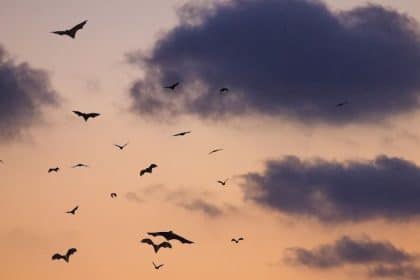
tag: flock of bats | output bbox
[47,20,242,271]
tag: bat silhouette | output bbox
[231,237,244,244]
[164,82,179,90]
[173,131,191,136]
[52,248,77,262]
[48,167,60,173]
[140,164,158,176]
[141,238,172,253]
[51,20,87,39]
[209,149,223,155]
[72,111,100,122]
[110,193,117,198]
[219,87,229,94]
[147,231,194,244]
[66,206,79,215]
[114,142,128,150]
[71,163,88,168]
[153,262,164,270]
[217,179,229,186]
[336,101,348,107]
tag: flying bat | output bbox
[164,82,179,90]
[71,163,88,168]
[114,142,128,150]
[217,179,229,186]
[48,167,60,173]
[66,206,79,215]
[141,238,172,253]
[72,111,100,122]
[147,231,194,244]
[209,148,223,155]
[52,248,77,263]
[153,262,164,270]
[110,193,117,198]
[173,131,191,137]
[231,237,244,244]
[219,87,229,94]
[51,20,87,39]
[336,101,348,107]
[140,164,158,176]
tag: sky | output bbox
[2,0,420,279]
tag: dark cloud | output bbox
[285,236,414,268]
[370,264,420,279]
[0,44,58,140]
[242,155,420,223]
[128,0,420,124]
[176,198,224,217]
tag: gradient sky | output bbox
[2,0,420,279]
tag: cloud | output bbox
[286,236,420,279]
[285,236,414,268]
[241,155,420,223]
[125,192,143,203]
[0,44,59,140]
[370,264,420,279]
[128,0,420,124]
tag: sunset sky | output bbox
[2,0,420,279]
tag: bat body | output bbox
[164,82,179,90]
[72,163,88,168]
[209,149,223,155]
[219,87,229,94]
[114,143,128,150]
[48,167,60,173]
[173,131,191,137]
[52,248,77,262]
[52,20,87,39]
[153,262,164,270]
[72,111,100,122]
[110,193,117,198]
[66,206,79,215]
[140,164,158,176]
[147,231,194,244]
[336,101,348,107]
[231,237,244,244]
[217,179,229,186]
[141,238,172,253]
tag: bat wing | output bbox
[149,164,158,169]
[169,232,194,244]
[52,253,63,260]
[87,113,100,118]
[72,20,87,32]
[140,169,146,176]
[141,238,155,246]
[67,248,77,257]
[52,30,67,36]
[158,241,172,249]
[72,111,85,117]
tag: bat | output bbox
[141,238,172,253]
[114,142,128,150]
[336,101,348,107]
[147,231,194,244]
[217,178,229,186]
[219,87,229,94]
[164,82,179,90]
[110,193,117,198]
[209,148,223,155]
[48,167,60,173]
[52,248,77,262]
[72,111,100,122]
[51,20,87,39]
[231,237,244,244]
[66,206,79,215]
[71,163,88,168]
[140,164,158,176]
[153,262,164,270]
[173,131,191,137]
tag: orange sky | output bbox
[1,0,420,279]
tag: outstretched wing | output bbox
[72,111,85,117]
[158,241,172,249]
[71,20,87,33]
[51,30,67,36]
[140,169,147,176]
[66,248,77,257]
[141,238,155,246]
[169,232,194,244]
[87,113,100,118]
[52,253,64,260]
